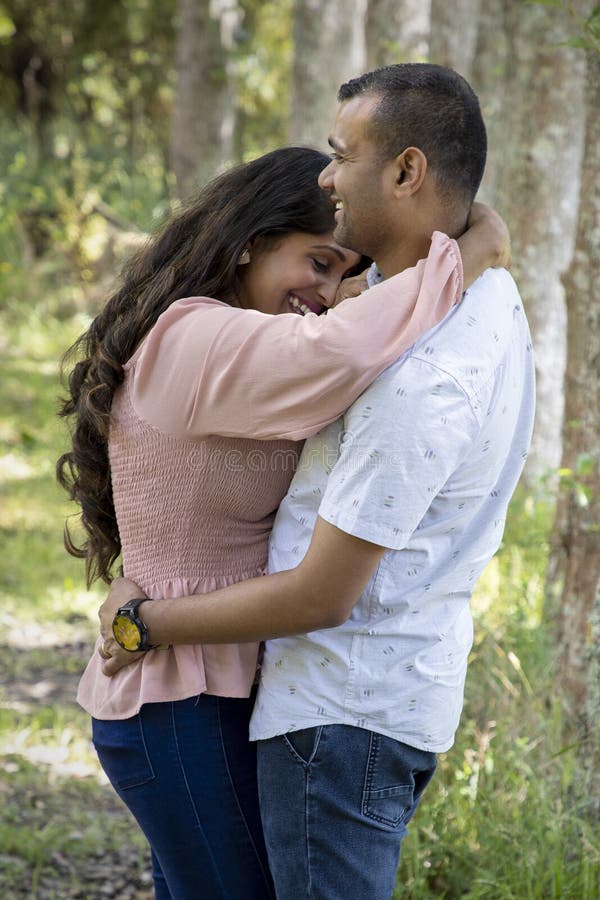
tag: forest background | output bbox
[0,0,599,897]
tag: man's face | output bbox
[318,95,395,260]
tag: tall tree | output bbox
[469,0,508,201]
[290,0,366,147]
[364,0,430,67]
[547,44,600,752]
[478,2,587,477]
[429,0,480,80]
[170,0,241,198]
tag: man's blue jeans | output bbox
[92,693,275,900]
[257,725,436,900]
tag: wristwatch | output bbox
[112,598,157,652]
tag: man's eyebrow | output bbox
[327,136,346,153]
[311,243,347,262]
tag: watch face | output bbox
[113,614,142,651]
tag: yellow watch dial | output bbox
[113,614,142,651]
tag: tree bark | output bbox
[290,0,367,148]
[170,0,240,199]
[364,0,430,67]
[483,2,587,478]
[548,47,600,752]
[429,0,480,81]
[469,0,508,203]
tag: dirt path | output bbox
[0,633,154,899]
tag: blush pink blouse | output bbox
[77,232,463,719]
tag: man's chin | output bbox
[333,222,357,253]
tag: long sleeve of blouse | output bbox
[126,231,463,442]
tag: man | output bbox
[102,65,534,897]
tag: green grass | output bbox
[1,288,599,897]
[0,292,151,897]
[395,490,600,898]
[0,298,100,621]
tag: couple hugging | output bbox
[59,63,534,899]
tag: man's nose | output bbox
[318,162,334,190]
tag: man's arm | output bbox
[99,517,385,675]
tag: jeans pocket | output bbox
[362,733,435,829]
[282,727,323,765]
[92,714,155,791]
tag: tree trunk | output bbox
[364,0,430,67]
[484,2,587,478]
[290,0,367,148]
[469,0,508,203]
[548,47,600,753]
[429,0,480,81]
[170,0,240,199]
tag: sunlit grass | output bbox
[0,706,101,780]
[0,303,102,637]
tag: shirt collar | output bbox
[366,262,384,288]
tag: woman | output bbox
[58,146,506,899]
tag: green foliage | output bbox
[0,0,175,298]
[234,0,294,159]
[568,4,600,51]
[0,0,299,298]
[556,452,597,508]
[396,490,600,898]
[528,0,600,52]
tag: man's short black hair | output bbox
[338,63,487,208]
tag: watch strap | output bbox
[113,597,160,652]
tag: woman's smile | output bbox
[287,293,324,315]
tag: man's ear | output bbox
[392,147,428,196]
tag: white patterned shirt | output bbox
[250,268,535,752]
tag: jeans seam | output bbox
[362,730,378,813]
[305,742,315,898]
[92,715,156,791]
[362,731,408,827]
[282,733,310,765]
[282,725,324,766]
[294,727,324,899]
[362,734,424,827]
[216,698,275,897]
[170,700,229,897]
[170,701,202,829]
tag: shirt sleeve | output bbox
[318,356,479,550]
[127,231,463,441]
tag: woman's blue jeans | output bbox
[257,725,437,900]
[92,693,275,900]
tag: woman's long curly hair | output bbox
[57,147,339,586]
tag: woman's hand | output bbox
[98,577,147,676]
[467,201,512,269]
[331,269,370,308]
[458,202,512,290]
[99,639,144,676]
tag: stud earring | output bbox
[238,248,251,265]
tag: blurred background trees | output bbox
[0,1,599,893]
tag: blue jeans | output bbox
[257,725,436,900]
[92,693,275,900]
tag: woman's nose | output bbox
[318,277,339,309]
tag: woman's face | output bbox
[237,232,362,317]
